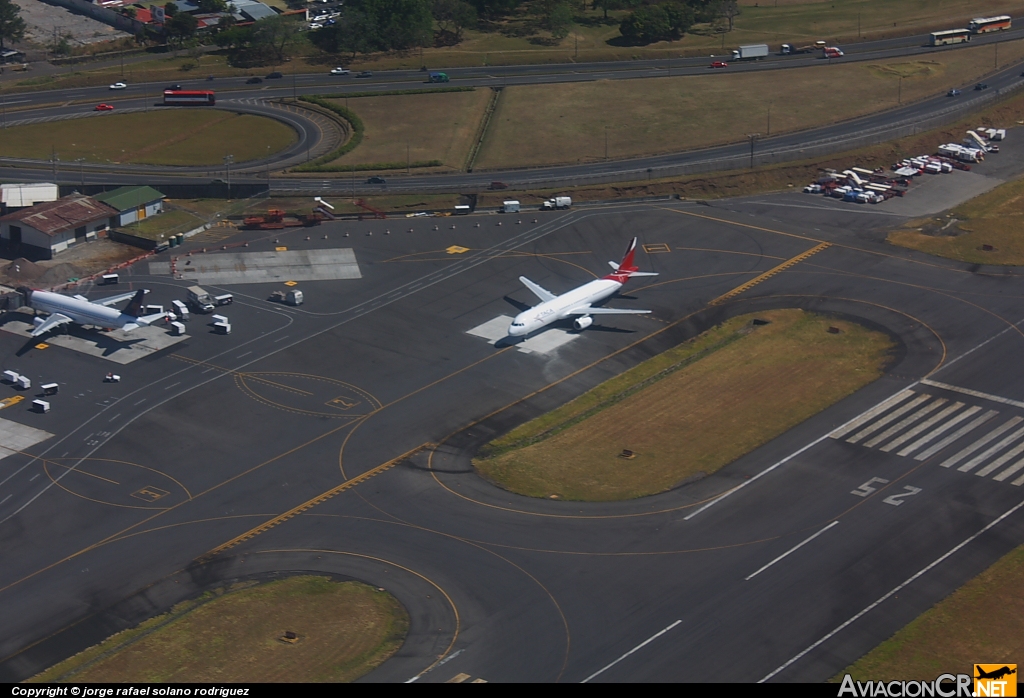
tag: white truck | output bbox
[186,286,215,313]
[732,44,769,60]
[541,196,572,210]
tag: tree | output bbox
[433,0,477,43]
[664,1,694,37]
[466,0,520,20]
[0,0,27,51]
[164,1,179,16]
[165,11,198,45]
[250,14,301,63]
[120,6,137,18]
[546,1,573,40]
[197,0,228,11]
[717,0,739,31]
[309,10,377,57]
[213,24,251,50]
[592,0,623,20]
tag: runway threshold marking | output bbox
[710,242,831,306]
[194,442,434,563]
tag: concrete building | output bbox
[93,186,165,226]
[0,183,60,215]
[0,194,118,259]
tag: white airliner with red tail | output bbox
[507,237,657,337]
[17,287,166,337]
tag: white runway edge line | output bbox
[581,620,683,683]
[685,312,1024,521]
[745,521,839,581]
[683,386,919,521]
[759,496,1024,683]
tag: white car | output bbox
[309,22,322,29]
[109,82,127,90]
[330,67,350,75]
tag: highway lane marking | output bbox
[163,382,181,390]
[0,495,9,505]
[581,620,682,683]
[29,474,39,482]
[134,399,146,406]
[709,242,831,306]
[759,496,1024,683]
[920,378,1024,409]
[273,335,290,342]
[236,351,252,358]
[745,521,839,581]
[108,413,121,423]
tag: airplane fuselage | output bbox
[509,278,621,336]
[28,290,138,331]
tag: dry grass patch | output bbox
[836,544,1024,681]
[474,39,1024,169]
[32,577,408,683]
[476,309,894,501]
[888,177,1024,265]
[325,90,492,171]
[0,110,296,166]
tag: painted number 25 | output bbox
[851,478,922,506]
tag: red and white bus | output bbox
[930,29,971,46]
[968,16,1011,33]
[162,90,216,106]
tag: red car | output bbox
[709,60,728,68]
[94,103,114,111]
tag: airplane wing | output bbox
[566,306,650,315]
[518,276,557,303]
[30,313,73,337]
[94,291,142,307]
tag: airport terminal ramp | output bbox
[150,249,362,285]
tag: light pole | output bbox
[898,76,902,105]
[407,142,410,175]
[1,98,5,129]
[767,102,772,136]
[265,145,270,181]
[747,133,760,169]
[75,158,85,188]
[604,126,608,160]
[51,146,59,178]
[223,154,233,198]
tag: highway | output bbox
[1,24,1024,191]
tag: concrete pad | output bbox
[0,417,53,460]
[0,313,189,365]
[149,249,362,285]
[466,315,581,355]
[882,170,1004,218]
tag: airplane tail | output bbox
[605,237,658,281]
[123,289,147,318]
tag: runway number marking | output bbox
[883,486,922,507]
[851,477,889,497]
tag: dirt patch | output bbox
[0,239,142,288]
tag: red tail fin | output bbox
[618,237,638,272]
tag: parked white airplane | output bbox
[17,287,166,337]
[507,237,657,337]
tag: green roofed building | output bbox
[93,186,166,227]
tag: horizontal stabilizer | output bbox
[135,312,168,327]
[96,290,145,308]
[608,261,658,277]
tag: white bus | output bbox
[930,29,971,45]
[968,16,1011,33]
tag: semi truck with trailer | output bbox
[731,44,769,60]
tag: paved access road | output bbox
[1,152,1024,681]
[2,25,1024,190]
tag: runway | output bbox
[1,176,1024,681]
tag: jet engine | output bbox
[573,315,593,330]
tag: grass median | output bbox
[0,110,296,166]
[31,576,408,683]
[888,177,1024,265]
[475,309,894,501]
[835,543,1024,681]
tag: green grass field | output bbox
[0,110,296,166]
[476,309,894,501]
[888,177,1024,265]
[31,577,408,683]
[325,90,492,171]
[836,543,1024,681]
[474,39,1024,169]
[120,209,205,241]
